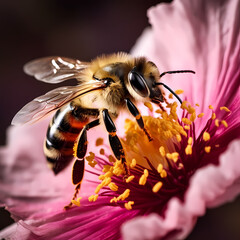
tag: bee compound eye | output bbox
[128,71,149,97]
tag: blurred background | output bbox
[0,0,239,239]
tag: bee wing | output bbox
[12,81,104,126]
[24,56,89,84]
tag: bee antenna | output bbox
[155,82,182,104]
[160,70,195,78]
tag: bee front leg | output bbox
[102,109,130,177]
[65,119,100,210]
[125,98,153,141]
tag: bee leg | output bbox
[102,109,130,177]
[65,119,100,210]
[125,98,153,142]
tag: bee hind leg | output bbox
[102,109,130,178]
[65,119,100,210]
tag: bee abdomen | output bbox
[44,104,87,174]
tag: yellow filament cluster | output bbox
[166,152,179,163]
[110,189,130,203]
[88,194,98,202]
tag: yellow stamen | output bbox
[120,189,130,201]
[195,103,200,107]
[176,134,182,142]
[130,158,137,168]
[157,163,163,173]
[144,169,149,177]
[197,113,204,118]
[124,201,134,210]
[169,93,173,99]
[221,120,228,128]
[188,137,193,145]
[203,132,210,141]
[108,155,116,163]
[172,152,179,162]
[88,194,98,202]
[184,125,190,130]
[152,181,163,193]
[220,106,230,112]
[155,109,162,114]
[209,105,214,109]
[182,118,192,125]
[139,174,147,185]
[205,146,211,153]
[95,138,104,146]
[211,112,216,120]
[71,199,81,207]
[126,175,135,183]
[160,169,167,178]
[159,146,166,157]
[144,102,153,112]
[108,182,118,191]
[185,145,192,155]
[190,112,196,122]
[215,119,219,127]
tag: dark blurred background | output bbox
[0,0,239,239]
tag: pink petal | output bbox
[122,139,240,239]
[132,0,240,114]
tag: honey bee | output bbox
[12,52,194,208]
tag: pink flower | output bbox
[1,0,240,239]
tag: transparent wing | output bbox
[24,56,89,84]
[12,81,105,126]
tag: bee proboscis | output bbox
[12,52,195,208]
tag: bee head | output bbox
[127,60,164,103]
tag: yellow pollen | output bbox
[188,106,195,114]
[71,197,82,207]
[188,137,193,145]
[120,189,130,201]
[220,106,230,112]
[178,163,184,169]
[198,113,204,118]
[172,152,179,162]
[181,101,188,110]
[86,152,95,161]
[99,148,105,155]
[152,181,163,193]
[157,163,163,173]
[176,134,182,142]
[215,119,219,127]
[185,145,192,155]
[144,169,149,177]
[73,142,78,158]
[169,93,173,99]
[184,125,190,130]
[160,169,167,178]
[108,155,116,163]
[126,175,135,183]
[209,105,214,109]
[144,102,153,112]
[113,160,125,176]
[182,118,192,125]
[203,132,210,141]
[205,146,211,153]
[211,112,216,120]
[221,120,228,127]
[88,194,98,202]
[108,182,118,191]
[135,114,141,120]
[175,89,184,95]
[124,201,134,210]
[155,109,162,114]
[95,138,104,146]
[130,158,137,168]
[195,103,200,107]
[190,112,196,122]
[159,146,166,157]
[139,174,147,185]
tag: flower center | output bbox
[71,91,230,213]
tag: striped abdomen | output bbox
[44,102,91,174]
